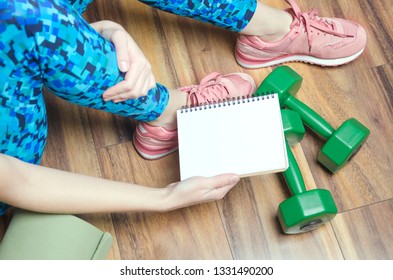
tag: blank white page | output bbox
[177,94,288,180]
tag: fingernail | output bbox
[119,61,128,72]
[230,175,240,184]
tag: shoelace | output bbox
[287,0,354,50]
[179,72,230,107]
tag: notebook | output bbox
[177,93,288,180]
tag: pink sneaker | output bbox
[235,0,367,68]
[133,72,256,160]
[133,122,178,160]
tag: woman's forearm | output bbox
[0,154,169,214]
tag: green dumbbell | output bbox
[278,109,338,234]
[256,66,370,173]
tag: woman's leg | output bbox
[137,0,291,38]
[0,0,170,164]
[1,1,49,165]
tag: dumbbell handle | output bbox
[283,142,307,196]
[284,96,335,139]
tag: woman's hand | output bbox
[90,21,156,103]
[162,174,240,212]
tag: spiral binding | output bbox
[179,91,276,113]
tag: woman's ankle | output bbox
[241,2,293,42]
[147,119,177,130]
[146,89,187,130]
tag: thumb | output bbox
[203,173,240,200]
[209,173,240,189]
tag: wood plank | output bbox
[97,142,233,259]
[41,93,98,175]
[85,110,134,149]
[332,199,393,259]
[353,0,393,67]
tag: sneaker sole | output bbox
[235,48,365,68]
[133,134,178,160]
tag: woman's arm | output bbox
[0,154,239,214]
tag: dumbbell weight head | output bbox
[281,109,305,146]
[277,189,337,234]
[279,109,337,234]
[318,118,370,173]
[255,66,302,104]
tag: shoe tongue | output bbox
[199,72,231,101]
[286,0,301,14]
[288,7,338,35]
[199,72,221,84]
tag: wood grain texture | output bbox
[357,0,393,67]
[332,199,393,259]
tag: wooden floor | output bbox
[1,0,393,260]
